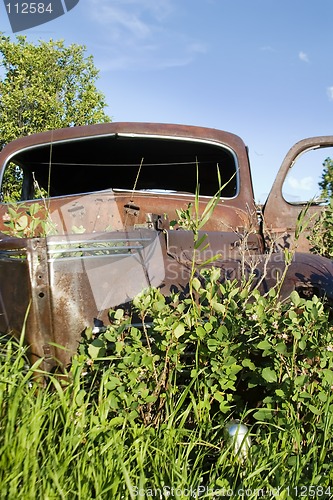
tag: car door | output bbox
[262,136,333,253]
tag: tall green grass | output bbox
[1,337,333,499]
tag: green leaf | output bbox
[114,308,124,320]
[294,374,307,387]
[173,323,185,339]
[298,339,306,350]
[108,416,125,426]
[16,214,28,231]
[268,287,276,298]
[191,277,201,292]
[211,301,225,314]
[28,203,41,216]
[115,341,124,354]
[288,310,298,321]
[290,290,301,306]
[261,367,277,383]
[318,391,328,403]
[310,304,319,320]
[216,325,228,339]
[194,233,208,250]
[308,404,321,415]
[322,369,333,386]
[242,358,256,371]
[207,339,220,352]
[213,391,226,403]
[105,376,121,390]
[226,363,242,376]
[253,408,273,421]
[257,340,271,351]
[142,354,153,367]
[275,342,287,355]
[88,338,105,359]
[201,254,222,266]
[195,326,206,339]
[204,322,213,333]
[287,456,298,466]
[75,389,86,406]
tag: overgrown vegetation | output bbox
[78,274,333,430]
[308,157,333,258]
[319,157,333,199]
[309,198,333,258]
[0,35,110,148]
[0,34,110,201]
[2,202,57,237]
[1,283,333,498]
[1,209,333,496]
[1,170,333,497]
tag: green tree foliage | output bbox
[0,34,110,200]
[318,157,333,198]
[309,198,333,258]
[308,157,333,258]
[0,34,110,146]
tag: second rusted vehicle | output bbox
[0,122,332,371]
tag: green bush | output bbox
[2,187,333,496]
[76,268,333,438]
[308,198,333,258]
[1,282,333,497]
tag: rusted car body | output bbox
[0,122,332,372]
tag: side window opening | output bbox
[282,147,333,205]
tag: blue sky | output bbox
[1,0,332,202]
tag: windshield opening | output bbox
[4,134,239,200]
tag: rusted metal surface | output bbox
[263,135,333,252]
[0,123,332,371]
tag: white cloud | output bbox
[299,51,309,63]
[260,45,276,52]
[327,86,333,102]
[87,0,174,39]
[186,42,207,55]
[88,2,152,39]
[287,176,313,191]
[89,0,173,22]
[86,0,207,70]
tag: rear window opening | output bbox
[3,134,239,201]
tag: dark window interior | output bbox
[10,134,238,200]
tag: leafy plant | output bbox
[308,198,333,258]
[1,202,57,238]
[170,166,236,307]
[0,330,333,500]
[1,160,333,495]
[76,269,333,443]
[74,171,333,445]
[319,157,333,199]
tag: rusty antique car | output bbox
[0,122,333,372]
